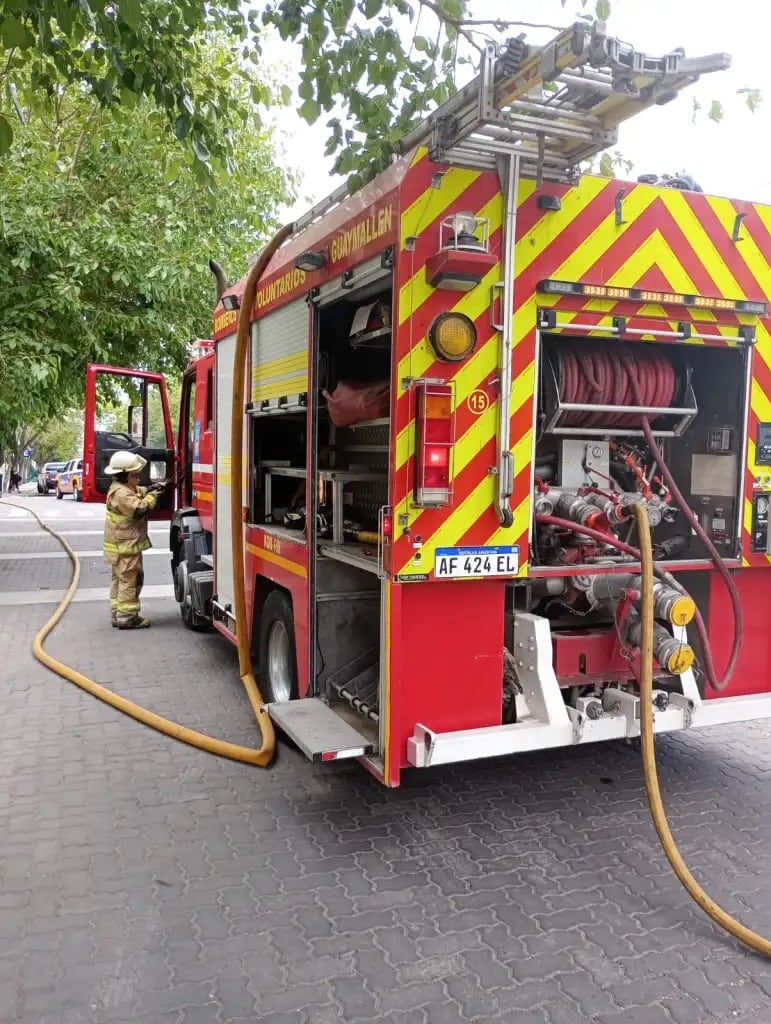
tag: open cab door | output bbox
[83,364,176,520]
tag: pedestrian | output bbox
[9,468,20,492]
[103,451,165,629]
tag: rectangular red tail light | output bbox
[414,383,454,507]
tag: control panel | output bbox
[756,422,771,465]
[751,493,770,553]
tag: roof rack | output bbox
[397,21,730,181]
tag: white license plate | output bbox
[434,545,520,579]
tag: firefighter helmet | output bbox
[105,451,147,475]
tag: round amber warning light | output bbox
[429,312,477,362]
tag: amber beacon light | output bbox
[429,312,477,362]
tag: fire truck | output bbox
[83,23,771,786]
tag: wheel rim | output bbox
[267,620,293,703]
[175,560,191,616]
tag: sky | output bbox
[264,0,771,222]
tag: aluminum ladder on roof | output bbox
[397,20,731,181]
[398,21,731,529]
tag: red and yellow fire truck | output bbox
[84,23,771,786]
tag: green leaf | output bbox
[708,100,724,122]
[174,115,190,140]
[363,0,383,16]
[595,0,611,21]
[0,115,13,155]
[181,94,194,116]
[298,98,320,123]
[1,17,35,49]
[118,0,142,32]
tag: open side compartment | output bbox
[312,273,393,575]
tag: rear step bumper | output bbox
[266,699,375,762]
[407,693,771,769]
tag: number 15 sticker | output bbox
[467,389,490,415]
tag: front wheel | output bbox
[73,484,81,503]
[258,590,298,704]
[37,482,45,494]
[56,487,63,500]
[173,550,209,632]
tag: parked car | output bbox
[37,461,66,494]
[56,458,84,501]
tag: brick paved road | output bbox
[2,495,771,1024]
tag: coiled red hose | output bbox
[558,342,676,427]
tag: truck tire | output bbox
[173,550,209,632]
[258,590,298,704]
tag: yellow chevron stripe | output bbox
[398,429,533,574]
[706,196,771,298]
[409,146,429,169]
[400,166,482,248]
[656,190,745,299]
[751,378,771,424]
[399,190,504,327]
[395,331,500,471]
[393,362,534,540]
[513,176,613,275]
[251,350,307,381]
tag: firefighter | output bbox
[103,451,165,629]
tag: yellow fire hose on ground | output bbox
[634,502,771,957]
[3,221,770,952]
[6,495,769,956]
[0,226,295,768]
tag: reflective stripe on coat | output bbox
[103,482,157,563]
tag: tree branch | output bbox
[417,0,483,54]
[458,18,565,31]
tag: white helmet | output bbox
[105,451,147,475]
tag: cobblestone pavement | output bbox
[2,495,771,1024]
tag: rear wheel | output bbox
[37,481,45,494]
[56,487,63,500]
[258,590,298,704]
[173,550,209,632]
[73,484,81,502]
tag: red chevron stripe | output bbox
[730,204,771,274]
[399,150,445,212]
[397,175,501,279]
[392,399,533,568]
[393,273,503,425]
[391,338,521,509]
[683,195,765,299]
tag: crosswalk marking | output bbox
[0,528,167,539]
[0,548,171,561]
[0,584,175,607]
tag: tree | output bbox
[27,411,83,466]
[0,1,257,171]
[2,2,759,182]
[262,0,761,185]
[0,40,294,451]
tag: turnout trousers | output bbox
[108,554,145,626]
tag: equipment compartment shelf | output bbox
[319,542,380,575]
[264,467,386,482]
[349,326,392,349]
